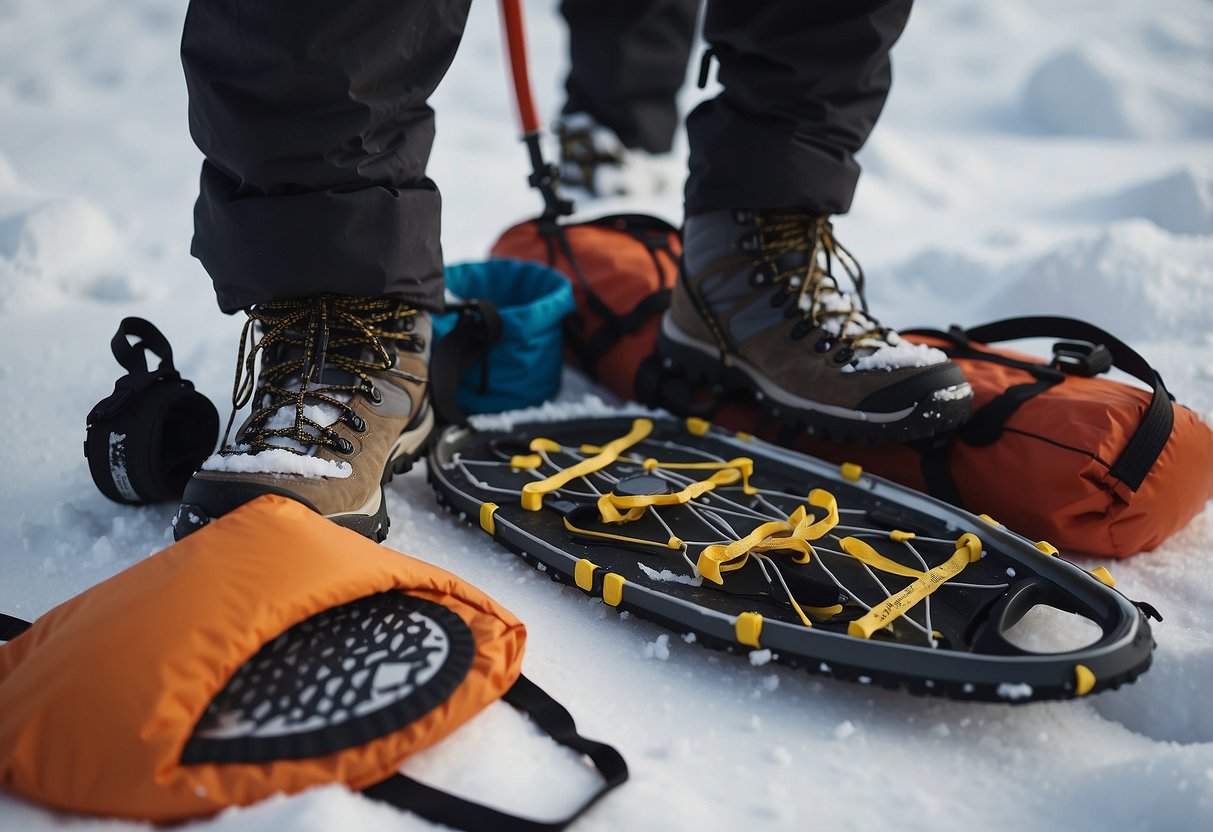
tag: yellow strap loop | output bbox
[697,513,820,584]
[696,490,842,584]
[794,489,839,541]
[521,419,653,510]
[847,534,982,639]
[839,536,924,579]
[597,468,741,523]
[641,456,758,495]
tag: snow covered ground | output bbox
[2,0,1211,829]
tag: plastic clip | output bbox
[1051,340,1113,377]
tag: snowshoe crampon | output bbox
[428,413,1154,703]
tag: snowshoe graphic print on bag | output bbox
[181,592,476,764]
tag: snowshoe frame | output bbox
[428,414,1155,703]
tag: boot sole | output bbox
[656,321,972,445]
[173,405,436,544]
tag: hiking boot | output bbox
[555,112,670,198]
[173,295,434,542]
[659,209,973,443]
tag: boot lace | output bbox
[221,295,424,457]
[742,211,892,357]
[556,118,624,195]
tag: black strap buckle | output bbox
[1051,340,1113,377]
[429,299,504,425]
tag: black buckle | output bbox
[1051,340,1113,377]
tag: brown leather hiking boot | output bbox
[659,209,973,443]
[173,295,433,541]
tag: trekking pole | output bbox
[497,0,573,220]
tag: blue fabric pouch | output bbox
[433,259,575,415]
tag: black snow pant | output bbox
[183,0,911,313]
[181,0,472,313]
[562,0,913,215]
[560,0,701,155]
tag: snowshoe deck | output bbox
[427,413,1154,703]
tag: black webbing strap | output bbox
[363,674,628,832]
[582,288,672,360]
[0,613,32,642]
[429,300,503,425]
[960,376,1064,447]
[909,436,967,510]
[912,315,1174,492]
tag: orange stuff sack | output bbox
[656,318,1213,559]
[492,214,679,398]
[0,495,625,827]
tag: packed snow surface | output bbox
[2,1,1212,831]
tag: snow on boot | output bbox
[173,295,434,542]
[659,209,973,443]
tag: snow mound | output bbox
[0,151,20,191]
[1023,44,1213,139]
[0,197,117,274]
[1090,632,1213,744]
[981,221,1213,339]
[886,248,997,299]
[0,196,132,311]
[1069,167,1213,235]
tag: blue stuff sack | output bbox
[433,259,575,415]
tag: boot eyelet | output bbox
[335,437,354,454]
[366,384,383,404]
[833,347,855,365]
[791,320,814,340]
[738,232,759,253]
[348,414,367,432]
[814,337,834,354]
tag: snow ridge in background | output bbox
[1023,43,1213,139]
[983,220,1213,339]
[1,1,1212,830]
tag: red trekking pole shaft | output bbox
[499,0,541,136]
[497,0,572,218]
